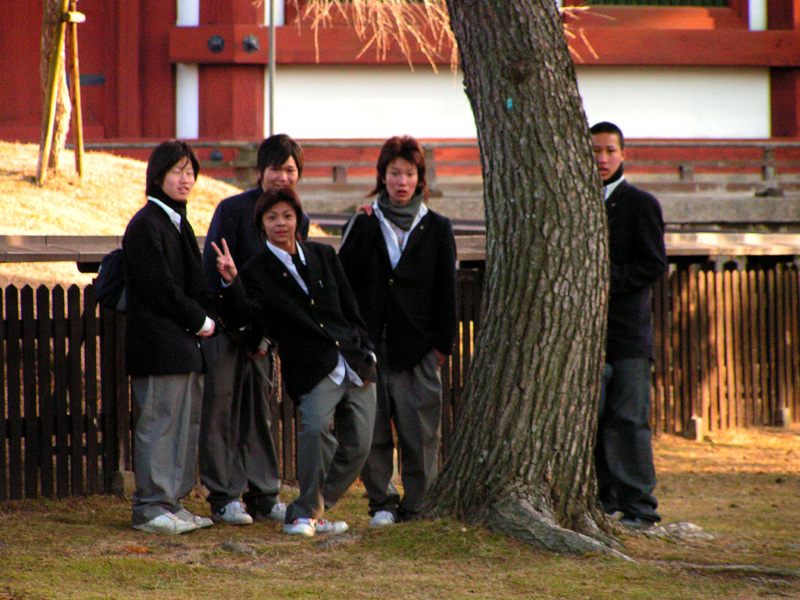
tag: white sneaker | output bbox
[283,518,316,537]
[133,512,198,535]
[369,510,396,529]
[315,519,349,535]
[212,500,254,525]
[175,508,213,529]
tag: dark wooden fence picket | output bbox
[2,261,800,500]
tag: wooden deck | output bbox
[2,230,800,271]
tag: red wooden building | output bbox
[1,0,800,144]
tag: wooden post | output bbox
[37,0,71,184]
[66,2,86,181]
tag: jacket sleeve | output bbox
[125,216,208,333]
[338,213,373,284]
[203,200,236,295]
[329,245,374,354]
[219,266,273,352]
[609,193,667,298]
[433,218,458,355]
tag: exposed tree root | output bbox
[657,562,800,579]
[483,492,633,560]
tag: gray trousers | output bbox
[131,372,203,526]
[361,348,442,521]
[285,375,376,523]
[199,331,281,514]
[595,358,660,522]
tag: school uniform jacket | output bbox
[338,209,458,371]
[123,201,213,376]
[605,180,668,361]
[221,241,377,400]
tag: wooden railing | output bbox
[2,257,800,500]
[83,139,800,188]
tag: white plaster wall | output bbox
[270,65,477,139]
[577,66,770,139]
[264,64,770,140]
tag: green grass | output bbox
[2,431,800,600]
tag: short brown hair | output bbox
[369,135,428,201]
[253,187,305,242]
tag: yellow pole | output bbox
[37,0,71,185]
[67,2,86,181]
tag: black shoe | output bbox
[620,517,656,530]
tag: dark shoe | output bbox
[620,517,656,530]
[251,502,287,523]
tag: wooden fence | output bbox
[2,263,799,500]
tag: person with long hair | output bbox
[338,135,458,527]
[124,140,216,534]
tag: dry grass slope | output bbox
[0,142,242,287]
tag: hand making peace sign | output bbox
[211,238,238,284]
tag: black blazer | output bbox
[221,241,376,399]
[605,180,668,361]
[123,202,213,376]
[338,209,458,371]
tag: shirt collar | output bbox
[148,196,182,230]
[603,175,625,201]
[267,240,305,266]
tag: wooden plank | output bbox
[68,286,85,495]
[83,285,100,494]
[114,312,132,473]
[714,270,727,430]
[668,270,680,433]
[731,270,744,427]
[5,286,23,500]
[52,286,70,497]
[652,274,666,434]
[0,288,6,500]
[697,270,711,433]
[723,271,736,429]
[740,270,754,427]
[757,270,770,425]
[679,269,691,432]
[766,270,779,424]
[790,268,800,423]
[37,287,55,498]
[687,266,700,431]
[99,305,119,488]
[22,286,39,499]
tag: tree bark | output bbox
[39,0,72,176]
[423,0,615,555]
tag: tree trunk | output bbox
[38,0,72,176]
[423,0,617,555]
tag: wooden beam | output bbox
[170,25,800,68]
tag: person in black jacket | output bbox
[124,140,216,534]
[590,121,668,530]
[338,136,458,528]
[199,135,309,526]
[212,187,377,538]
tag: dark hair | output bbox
[256,134,304,183]
[254,186,305,242]
[369,135,428,201]
[145,140,200,197]
[589,121,625,149]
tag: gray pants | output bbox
[285,375,376,523]
[199,332,281,514]
[131,372,203,526]
[595,358,660,522]
[361,348,442,521]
